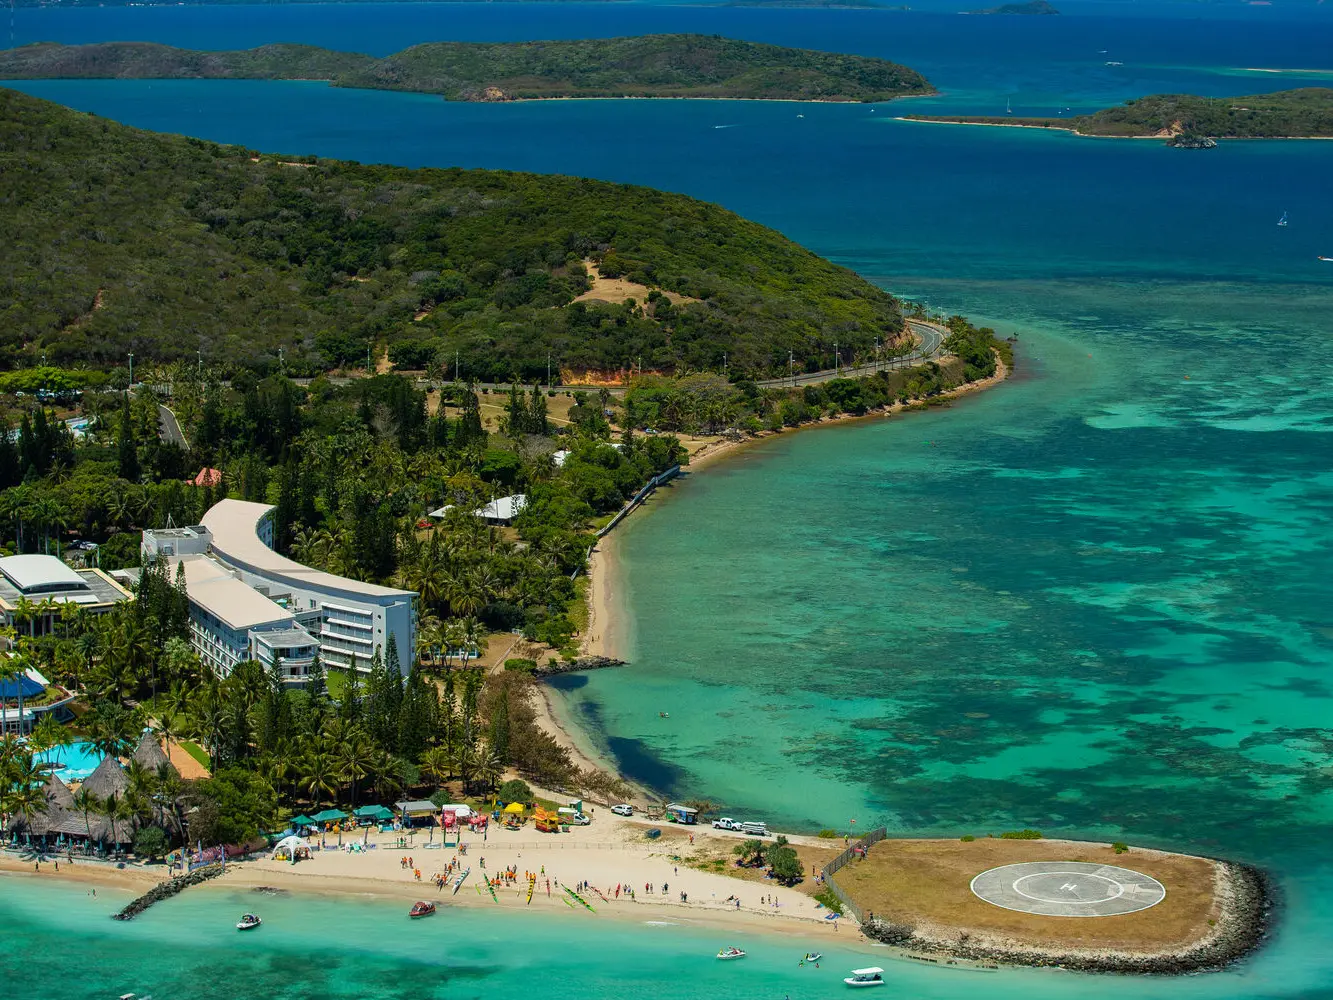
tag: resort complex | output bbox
[0,554,134,635]
[140,500,416,680]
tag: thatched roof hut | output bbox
[81,754,129,801]
[13,773,75,837]
[132,731,177,778]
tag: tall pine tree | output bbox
[117,392,140,482]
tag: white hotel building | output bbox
[142,500,415,681]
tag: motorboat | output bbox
[716,946,747,960]
[409,900,437,918]
[844,967,886,987]
[236,914,262,931]
[803,952,823,963]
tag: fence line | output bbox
[822,826,887,924]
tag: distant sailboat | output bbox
[1006,98,1013,115]
[1277,211,1288,227]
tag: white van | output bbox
[739,821,769,837]
[557,807,591,826]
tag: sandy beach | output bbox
[0,814,853,941]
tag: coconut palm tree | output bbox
[474,743,503,794]
[70,787,99,853]
[300,750,339,808]
[337,735,375,808]
[420,745,451,787]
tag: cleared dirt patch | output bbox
[837,838,1219,954]
[573,260,699,307]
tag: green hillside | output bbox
[904,88,1333,142]
[0,87,906,379]
[0,35,933,103]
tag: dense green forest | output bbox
[904,88,1333,141]
[0,86,909,378]
[0,36,932,102]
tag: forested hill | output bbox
[1066,88,1333,138]
[904,88,1333,141]
[0,36,933,103]
[0,88,906,379]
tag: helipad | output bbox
[970,861,1167,917]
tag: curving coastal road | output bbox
[752,319,948,389]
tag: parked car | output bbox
[611,804,634,817]
[712,817,740,830]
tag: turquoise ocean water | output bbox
[6,2,1333,995]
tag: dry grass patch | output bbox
[573,260,699,307]
[837,838,1220,953]
[684,836,843,897]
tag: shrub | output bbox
[133,825,170,860]
[960,834,976,842]
[498,778,534,804]
[817,829,838,839]
[504,658,538,673]
[813,887,844,915]
[999,829,1043,840]
[1112,841,1129,854]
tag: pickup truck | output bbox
[712,818,741,830]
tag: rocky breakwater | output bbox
[112,863,227,921]
[535,655,626,678]
[862,861,1274,975]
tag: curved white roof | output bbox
[0,554,88,593]
[201,500,411,601]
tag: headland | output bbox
[902,87,1333,145]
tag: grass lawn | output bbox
[178,739,210,768]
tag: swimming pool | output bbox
[36,741,104,782]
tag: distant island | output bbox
[0,35,934,103]
[901,87,1333,145]
[966,0,1059,13]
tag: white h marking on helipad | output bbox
[1061,883,1079,893]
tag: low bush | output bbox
[999,829,1043,840]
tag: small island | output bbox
[901,87,1333,145]
[966,0,1059,13]
[0,35,933,103]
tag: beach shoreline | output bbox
[545,354,1013,800]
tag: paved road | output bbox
[220,320,949,397]
[157,403,189,450]
[752,319,948,389]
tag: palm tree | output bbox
[70,787,100,853]
[420,745,451,787]
[337,735,375,808]
[475,743,503,793]
[300,750,339,807]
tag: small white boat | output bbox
[236,913,262,931]
[1277,211,1288,227]
[1319,256,1333,262]
[845,966,886,987]
[803,951,823,962]
[717,946,747,960]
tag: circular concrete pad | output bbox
[970,862,1166,917]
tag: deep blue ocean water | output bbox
[6,3,1333,996]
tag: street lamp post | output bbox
[127,352,134,392]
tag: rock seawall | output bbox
[536,655,626,677]
[862,861,1273,975]
[112,863,227,921]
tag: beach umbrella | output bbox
[504,802,525,814]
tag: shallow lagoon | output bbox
[6,2,1333,995]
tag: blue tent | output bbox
[0,675,43,700]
